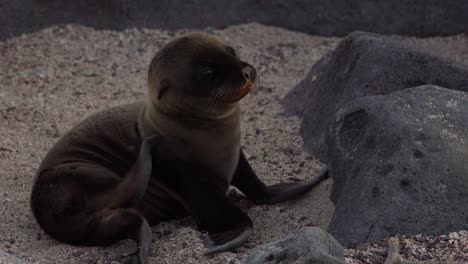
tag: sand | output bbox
[0,23,466,264]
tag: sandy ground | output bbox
[0,23,467,264]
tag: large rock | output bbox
[1,1,468,40]
[327,85,468,247]
[246,227,345,264]
[282,31,468,162]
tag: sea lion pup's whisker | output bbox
[209,91,223,114]
[215,90,229,106]
[207,90,226,117]
[214,90,224,104]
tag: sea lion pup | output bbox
[30,33,328,263]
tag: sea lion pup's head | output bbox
[147,33,256,120]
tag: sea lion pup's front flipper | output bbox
[161,164,253,255]
[231,150,329,205]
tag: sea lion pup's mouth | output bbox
[213,64,257,104]
[220,80,255,103]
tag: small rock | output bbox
[449,232,460,240]
[0,249,22,264]
[463,245,468,253]
[243,242,256,249]
[233,247,246,253]
[245,227,346,264]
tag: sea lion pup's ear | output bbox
[158,79,170,100]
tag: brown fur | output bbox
[30,33,327,263]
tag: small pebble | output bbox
[243,242,256,248]
[449,232,460,240]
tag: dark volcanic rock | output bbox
[1,1,468,40]
[246,227,345,264]
[327,85,468,247]
[282,31,468,162]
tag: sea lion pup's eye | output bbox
[225,46,239,59]
[197,64,216,82]
[157,79,170,100]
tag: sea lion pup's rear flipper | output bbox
[31,135,160,264]
[88,208,152,264]
[110,135,160,208]
[162,166,253,255]
[105,135,160,264]
[231,150,329,205]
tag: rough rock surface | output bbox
[327,85,468,247]
[282,31,468,162]
[246,227,345,264]
[1,0,468,40]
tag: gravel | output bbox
[0,23,466,263]
[346,230,468,264]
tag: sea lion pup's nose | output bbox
[242,66,256,81]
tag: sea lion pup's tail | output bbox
[30,135,160,264]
